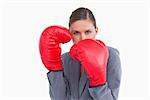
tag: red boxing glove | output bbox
[69,39,108,86]
[39,25,71,70]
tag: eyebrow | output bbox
[71,29,91,32]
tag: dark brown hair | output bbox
[69,7,97,28]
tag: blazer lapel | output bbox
[69,58,80,99]
[79,71,88,97]
[67,53,88,98]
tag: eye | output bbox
[85,30,91,35]
[73,31,80,35]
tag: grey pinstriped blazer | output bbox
[47,47,122,100]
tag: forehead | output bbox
[70,19,95,31]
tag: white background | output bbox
[0,0,150,100]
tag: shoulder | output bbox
[107,46,120,56]
[61,52,77,69]
[107,46,121,68]
[61,52,71,62]
[107,46,120,60]
[61,52,80,65]
[106,46,122,78]
[106,47,122,89]
[61,52,70,77]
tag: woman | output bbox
[39,7,122,100]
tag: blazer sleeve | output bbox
[88,47,122,100]
[47,71,70,100]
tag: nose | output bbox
[81,33,87,40]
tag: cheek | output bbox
[88,32,97,39]
[72,35,81,43]
[92,32,97,38]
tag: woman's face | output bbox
[69,19,98,44]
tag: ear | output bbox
[95,27,98,33]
